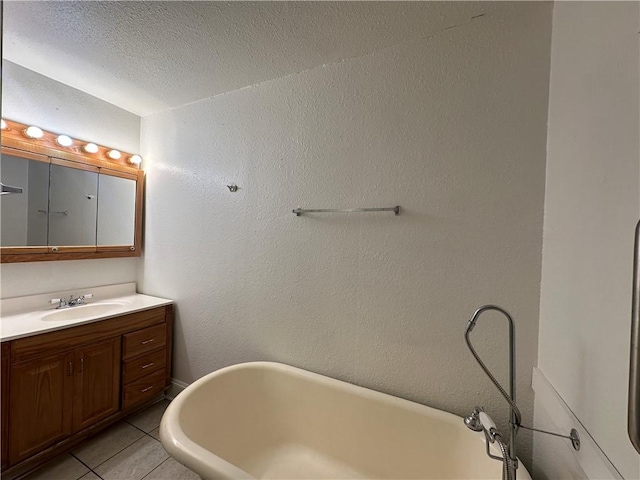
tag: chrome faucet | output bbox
[51,297,67,309]
[67,295,90,306]
[50,293,93,309]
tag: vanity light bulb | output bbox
[24,126,44,139]
[56,135,73,147]
[128,155,142,165]
[0,120,7,130]
[83,143,99,154]
[107,149,121,160]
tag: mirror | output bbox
[0,119,143,262]
[97,173,136,246]
[0,153,49,247]
[48,163,99,246]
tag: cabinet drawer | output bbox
[12,307,166,365]
[123,348,166,384]
[122,324,166,360]
[122,369,165,410]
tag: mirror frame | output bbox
[1,119,144,263]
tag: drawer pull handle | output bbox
[141,386,154,393]
[79,357,84,374]
[141,339,155,345]
[67,361,73,376]
[141,362,155,369]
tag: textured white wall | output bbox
[2,61,140,152]
[141,3,551,466]
[535,2,640,479]
[0,61,141,298]
[3,1,491,115]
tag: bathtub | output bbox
[160,362,532,479]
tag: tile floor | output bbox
[23,399,200,480]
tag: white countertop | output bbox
[0,284,172,342]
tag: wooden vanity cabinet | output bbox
[1,304,173,478]
[8,338,121,464]
[122,323,167,409]
[8,351,75,464]
[72,337,121,432]
[2,343,12,470]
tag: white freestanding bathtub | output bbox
[160,362,531,480]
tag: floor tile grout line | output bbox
[75,428,147,471]
[91,435,155,476]
[68,452,92,479]
[92,434,168,479]
[128,420,161,437]
[145,428,161,441]
[89,469,105,480]
[128,421,150,434]
[140,457,171,480]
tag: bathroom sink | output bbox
[41,303,125,322]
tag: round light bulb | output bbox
[107,149,121,160]
[128,155,142,165]
[0,120,7,130]
[56,135,73,147]
[23,126,44,139]
[83,143,99,154]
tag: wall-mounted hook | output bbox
[227,184,238,192]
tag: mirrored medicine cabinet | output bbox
[0,120,143,263]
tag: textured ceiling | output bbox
[3,1,491,116]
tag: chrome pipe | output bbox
[465,305,520,472]
[629,220,640,453]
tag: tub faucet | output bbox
[479,411,516,480]
[464,305,581,480]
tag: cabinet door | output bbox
[2,343,10,470]
[9,351,74,464]
[73,337,120,432]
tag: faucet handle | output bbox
[50,298,67,308]
[77,294,93,305]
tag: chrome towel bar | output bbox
[1,182,23,195]
[293,206,400,216]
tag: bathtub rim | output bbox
[160,361,529,480]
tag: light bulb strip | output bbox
[0,118,143,170]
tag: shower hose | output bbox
[464,324,521,480]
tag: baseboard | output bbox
[165,378,189,400]
[531,367,623,480]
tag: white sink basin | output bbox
[41,303,125,322]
